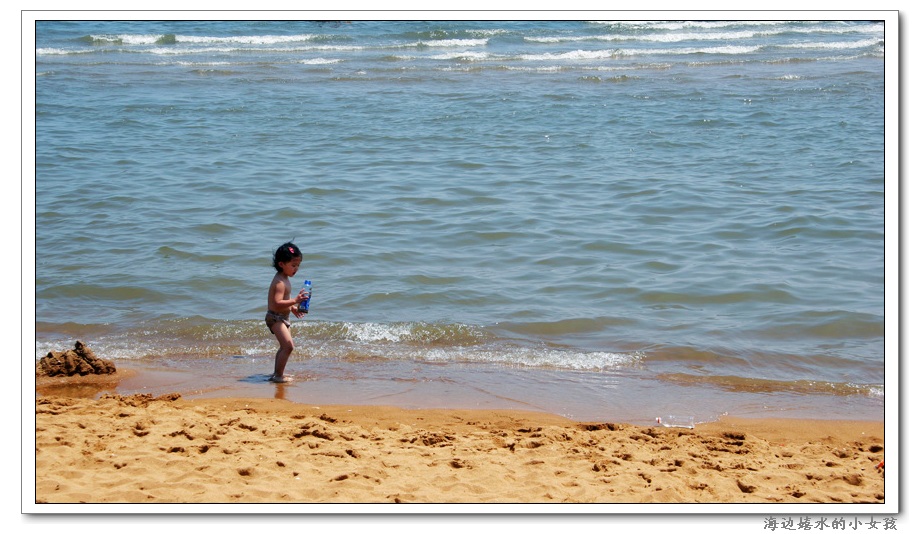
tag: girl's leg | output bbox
[270,322,295,382]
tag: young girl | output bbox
[265,242,309,383]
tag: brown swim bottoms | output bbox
[265,310,291,332]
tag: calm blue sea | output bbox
[32,19,888,423]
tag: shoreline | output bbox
[32,366,886,506]
[35,359,885,424]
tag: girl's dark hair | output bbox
[272,242,302,272]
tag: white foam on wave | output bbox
[521,49,621,61]
[478,347,643,371]
[430,51,495,61]
[147,44,363,56]
[340,322,415,343]
[518,45,762,61]
[287,321,643,372]
[421,38,489,48]
[620,45,762,56]
[174,61,233,66]
[299,58,343,65]
[177,34,321,45]
[36,47,92,55]
[311,341,643,372]
[93,34,326,46]
[93,34,159,45]
[35,339,150,361]
[778,38,883,50]
[588,21,788,31]
[526,30,770,44]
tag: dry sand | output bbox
[33,389,885,505]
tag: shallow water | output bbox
[33,19,888,423]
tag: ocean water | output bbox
[32,19,888,423]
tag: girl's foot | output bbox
[269,374,293,383]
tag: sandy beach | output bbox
[33,377,885,505]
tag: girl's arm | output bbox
[269,279,307,312]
